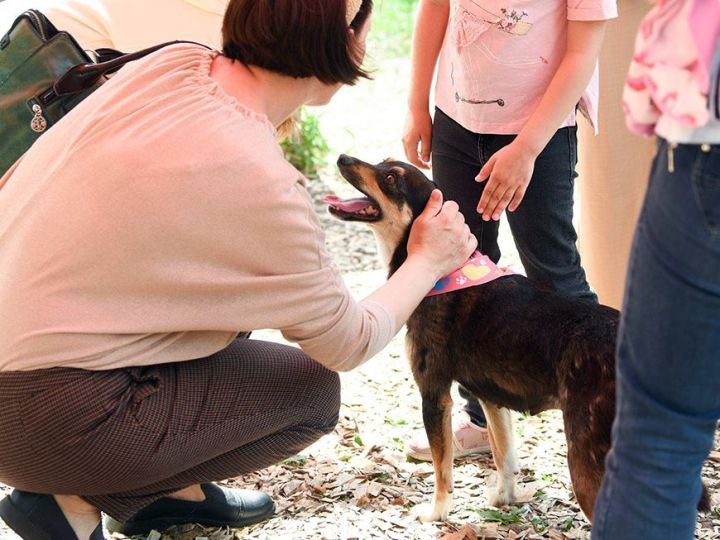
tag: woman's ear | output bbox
[349,14,371,62]
[356,13,372,42]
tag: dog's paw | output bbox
[412,493,452,523]
[412,503,447,523]
[487,484,516,507]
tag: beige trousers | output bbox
[577,0,655,310]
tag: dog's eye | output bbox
[385,174,395,183]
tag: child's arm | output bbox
[402,0,450,169]
[476,19,608,221]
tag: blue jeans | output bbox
[592,139,720,539]
[431,108,597,426]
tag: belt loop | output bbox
[667,142,676,173]
[477,134,485,165]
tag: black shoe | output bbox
[0,489,104,540]
[104,483,275,536]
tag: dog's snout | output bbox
[337,154,354,167]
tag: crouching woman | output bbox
[0,0,476,538]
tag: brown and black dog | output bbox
[326,155,715,523]
[325,154,622,522]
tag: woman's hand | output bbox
[364,189,475,335]
[475,140,538,221]
[407,189,477,280]
[402,108,433,169]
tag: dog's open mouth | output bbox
[323,194,382,222]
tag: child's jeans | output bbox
[431,107,597,426]
[591,139,720,539]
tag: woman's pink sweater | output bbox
[0,46,395,372]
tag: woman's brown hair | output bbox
[222,0,373,86]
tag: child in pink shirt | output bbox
[403,0,616,460]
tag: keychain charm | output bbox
[30,104,47,133]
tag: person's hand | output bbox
[402,108,433,169]
[476,140,537,221]
[407,189,477,280]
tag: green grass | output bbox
[475,507,527,524]
[368,0,419,59]
[282,454,309,467]
[281,108,330,177]
[531,517,549,532]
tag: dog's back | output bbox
[406,275,618,414]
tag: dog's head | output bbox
[324,154,436,269]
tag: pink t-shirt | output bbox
[435,0,618,135]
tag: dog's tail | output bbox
[698,483,712,513]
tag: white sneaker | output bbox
[406,411,492,462]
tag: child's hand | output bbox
[475,141,537,221]
[402,109,433,169]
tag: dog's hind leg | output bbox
[563,416,604,522]
[481,402,517,507]
[414,387,454,522]
[560,353,616,522]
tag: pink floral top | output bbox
[623,0,720,138]
[434,0,617,135]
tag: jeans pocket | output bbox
[691,148,720,238]
[432,107,478,162]
[534,127,576,183]
[566,126,578,180]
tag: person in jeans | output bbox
[401,0,614,460]
[0,1,478,539]
[592,1,720,538]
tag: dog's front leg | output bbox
[481,402,518,507]
[413,387,454,522]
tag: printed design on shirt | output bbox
[495,7,530,34]
[453,0,533,51]
[447,0,538,109]
[451,62,505,108]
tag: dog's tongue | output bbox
[323,194,372,213]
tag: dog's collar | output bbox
[426,251,514,297]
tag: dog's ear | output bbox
[382,157,397,163]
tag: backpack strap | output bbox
[54,40,211,96]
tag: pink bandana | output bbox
[427,251,514,297]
